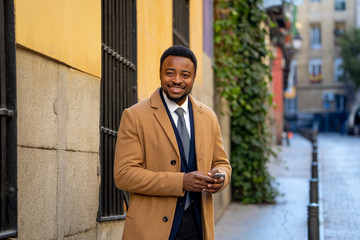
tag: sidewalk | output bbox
[215,134,311,240]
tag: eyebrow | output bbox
[164,68,191,74]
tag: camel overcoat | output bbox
[114,89,231,240]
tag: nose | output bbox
[173,74,182,84]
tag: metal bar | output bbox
[110,3,115,215]
[0,108,13,116]
[102,44,135,70]
[97,215,126,222]
[0,117,7,232]
[173,29,189,47]
[0,0,6,109]
[0,0,6,232]
[132,0,137,104]
[127,0,133,105]
[0,230,17,239]
[107,0,113,216]
[2,0,17,234]
[114,0,120,216]
[100,126,118,136]
[103,2,110,213]
[113,0,119,215]
[99,0,106,219]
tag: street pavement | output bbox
[215,133,360,240]
[319,133,360,239]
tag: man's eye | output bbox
[182,74,190,78]
[166,72,174,76]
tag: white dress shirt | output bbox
[162,91,191,139]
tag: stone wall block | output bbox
[64,151,99,237]
[16,48,58,149]
[63,66,100,153]
[97,221,125,240]
[17,147,57,239]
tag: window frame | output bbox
[97,0,137,222]
[335,0,346,11]
[310,24,322,49]
[309,58,323,83]
[173,0,190,47]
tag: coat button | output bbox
[170,160,176,165]
[163,216,168,222]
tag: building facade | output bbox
[1,0,231,239]
[290,0,356,132]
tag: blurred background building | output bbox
[286,0,359,132]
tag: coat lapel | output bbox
[151,89,181,160]
[190,95,206,173]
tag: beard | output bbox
[164,90,188,102]
[163,88,188,104]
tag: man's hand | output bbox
[183,168,225,193]
[205,168,225,193]
[183,171,211,192]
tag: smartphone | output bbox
[211,173,225,179]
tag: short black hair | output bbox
[160,45,197,73]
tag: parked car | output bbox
[346,104,360,135]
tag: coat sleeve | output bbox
[210,111,232,192]
[114,108,185,197]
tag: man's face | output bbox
[160,55,196,106]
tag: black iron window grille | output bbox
[97,0,137,221]
[0,0,17,238]
[173,0,189,47]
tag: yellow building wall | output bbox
[15,0,101,78]
[136,0,172,101]
[137,0,204,101]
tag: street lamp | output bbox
[292,31,303,50]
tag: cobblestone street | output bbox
[319,134,360,239]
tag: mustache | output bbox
[168,83,186,88]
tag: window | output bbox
[310,0,321,2]
[334,22,346,46]
[335,95,346,111]
[0,0,17,238]
[310,24,322,49]
[173,0,189,47]
[335,0,346,10]
[309,59,322,83]
[285,98,298,115]
[334,58,344,82]
[98,0,137,221]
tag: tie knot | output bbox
[175,108,185,118]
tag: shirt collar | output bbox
[162,91,189,114]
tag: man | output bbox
[114,45,231,240]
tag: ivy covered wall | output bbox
[214,0,279,203]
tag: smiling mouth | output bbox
[169,85,186,91]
